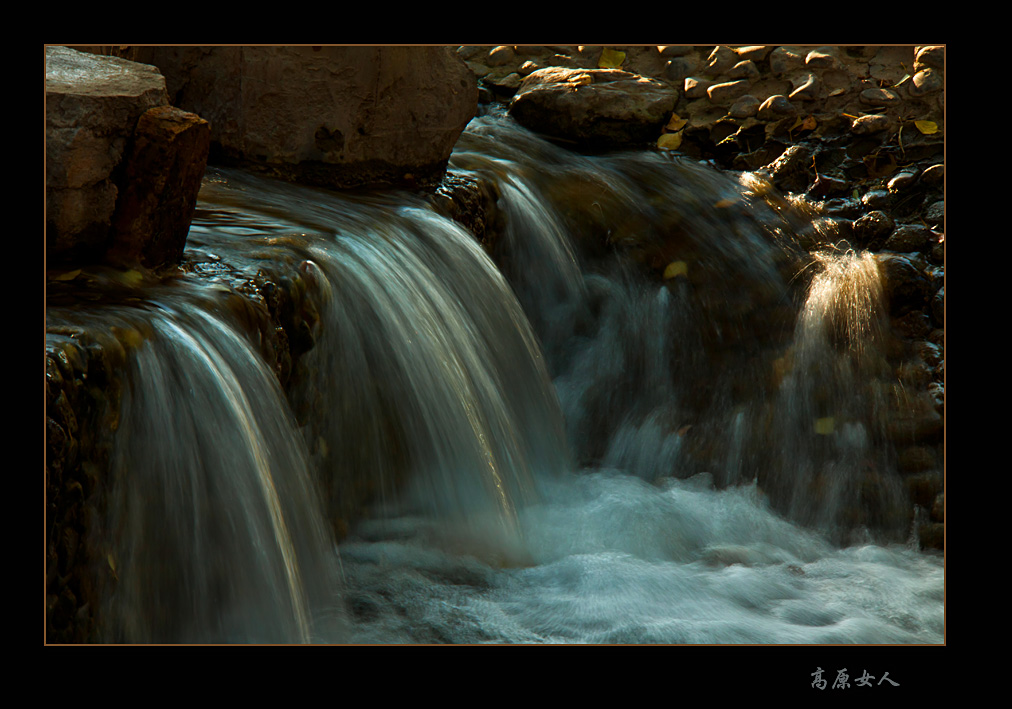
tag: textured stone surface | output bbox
[106,106,211,267]
[90,46,478,190]
[46,46,168,261]
[509,67,676,146]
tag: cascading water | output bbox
[46,112,943,644]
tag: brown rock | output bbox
[46,46,168,262]
[510,67,676,147]
[116,46,478,190]
[106,106,211,268]
[706,79,750,103]
[918,522,944,550]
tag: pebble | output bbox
[729,94,760,118]
[861,189,891,209]
[757,94,797,120]
[707,79,750,103]
[789,72,820,101]
[727,60,760,80]
[659,45,694,57]
[851,114,892,135]
[887,171,919,192]
[925,200,944,225]
[487,45,517,67]
[909,68,943,97]
[665,57,697,83]
[921,163,944,185]
[915,45,945,71]
[854,210,895,244]
[684,76,713,99]
[768,46,804,76]
[518,61,541,76]
[805,47,840,69]
[860,87,901,106]
[736,46,772,62]
[707,45,738,75]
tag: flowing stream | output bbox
[46,113,944,644]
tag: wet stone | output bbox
[932,286,944,326]
[888,171,919,192]
[930,492,944,523]
[893,310,933,338]
[884,223,932,253]
[924,200,944,225]
[861,189,891,209]
[921,163,944,185]
[853,210,894,247]
[919,522,944,550]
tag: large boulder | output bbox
[46,46,168,262]
[83,46,479,190]
[508,67,677,147]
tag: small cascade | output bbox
[48,288,344,643]
[764,247,907,540]
[46,112,942,644]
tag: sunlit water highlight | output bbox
[47,114,943,644]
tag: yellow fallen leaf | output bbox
[51,269,81,281]
[829,88,845,97]
[598,48,626,69]
[914,120,939,135]
[114,270,144,287]
[666,113,688,132]
[714,198,737,208]
[800,115,817,130]
[814,417,835,435]
[657,132,683,150]
[663,260,688,279]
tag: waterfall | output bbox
[46,113,943,644]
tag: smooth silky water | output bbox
[46,113,944,644]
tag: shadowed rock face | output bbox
[81,46,479,190]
